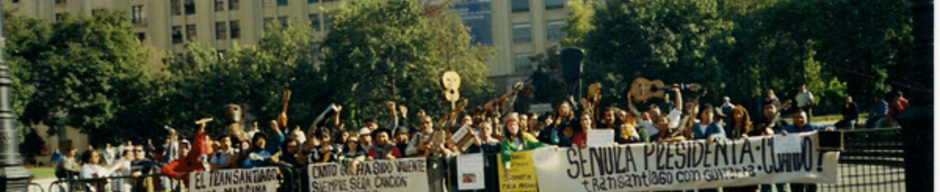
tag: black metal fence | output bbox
[33,128,909,192]
[820,128,906,192]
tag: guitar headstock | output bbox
[587,82,602,101]
[441,71,461,102]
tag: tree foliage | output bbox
[579,0,735,109]
[5,10,153,148]
[321,0,493,128]
[156,20,320,138]
[566,0,912,114]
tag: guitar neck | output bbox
[652,83,697,91]
[281,91,292,113]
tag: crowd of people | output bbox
[48,82,911,192]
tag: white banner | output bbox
[532,132,840,191]
[189,167,280,192]
[307,157,429,192]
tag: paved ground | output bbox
[31,178,56,192]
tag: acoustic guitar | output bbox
[628,78,702,102]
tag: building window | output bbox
[184,0,196,15]
[264,17,275,29]
[546,0,564,9]
[278,0,288,6]
[512,23,531,43]
[511,0,529,12]
[136,33,147,42]
[309,14,320,31]
[323,15,333,30]
[278,16,289,26]
[186,24,197,41]
[171,0,182,15]
[546,20,564,40]
[215,0,225,12]
[55,13,67,22]
[230,20,241,39]
[132,5,146,24]
[172,26,183,44]
[216,22,227,40]
[55,0,67,4]
[514,53,533,73]
[229,0,239,10]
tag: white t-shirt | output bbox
[666,109,682,129]
[796,91,814,108]
[80,164,105,179]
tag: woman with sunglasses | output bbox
[339,133,367,172]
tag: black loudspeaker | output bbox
[559,47,584,84]
[816,130,844,152]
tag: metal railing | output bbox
[36,129,908,192]
[47,173,178,192]
[820,128,906,192]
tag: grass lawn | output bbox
[28,167,56,180]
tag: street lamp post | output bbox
[0,2,34,191]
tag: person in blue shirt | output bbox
[866,95,889,128]
[692,103,726,144]
[240,120,285,168]
[779,109,834,192]
[782,110,835,135]
[51,149,62,167]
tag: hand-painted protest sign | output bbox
[189,167,279,192]
[587,129,615,147]
[307,157,429,192]
[457,153,486,190]
[531,132,839,191]
[498,150,539,192]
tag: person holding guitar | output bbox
[640,86,683,141]
[405,116,452,157]
[755,98,789,136]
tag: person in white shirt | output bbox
[80,149,125,192]
[116,140,131,160]
[633,87,683,140]
[110,149,135,192]
[795,84,815,122]
[102,143,116,166]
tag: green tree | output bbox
[321,0,493,128]
[7,10,154,146]
[580,0,735,108]
[157,19,321,138]
[560,0,595,47]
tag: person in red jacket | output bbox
[161,118,211,186]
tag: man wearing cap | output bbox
[392,126,411,158]
[358,128,374,151]
[367,128,401,161]
[160,118,210,186]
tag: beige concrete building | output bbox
[2,0,570,91]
